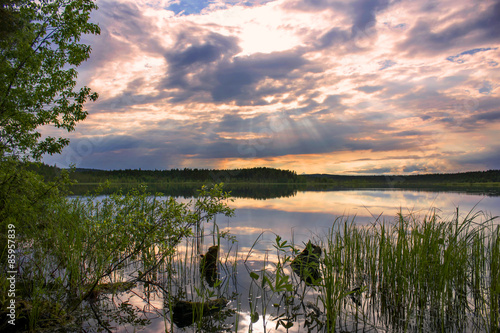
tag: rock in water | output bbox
[291,241,322,285]
[200,245,219,287]
[172,298,228,328]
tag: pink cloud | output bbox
[42,0,500,174]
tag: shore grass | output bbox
[313,208,500,332]
[242,208,499,332]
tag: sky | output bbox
[42,0,500,175]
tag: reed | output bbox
[312,208,499,332]
[236,207,498,332]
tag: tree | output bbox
[0,0,100,161]
[0,0,22,40]
[0,0,99,279]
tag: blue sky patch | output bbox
[446,47,498,63]
[167,0,213,15]
[379,59,396,70]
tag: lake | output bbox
[86,187,500,332]
[218,188,500,249]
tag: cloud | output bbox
[350,0,390,33]
[282,0,346,12]
[469,110,500,123]
[349,166,394,175]
[357,85,384,94]
[159,29,241,102]
[397,0,500,56]
[157,25,314,105]
[41,0,500,174]
[210,50,310,104]
[451,145,500,170]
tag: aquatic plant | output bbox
[313,209,500,332]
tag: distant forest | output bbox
[28,164,301,184]
[27,163,500,195]
[305,170,500,187]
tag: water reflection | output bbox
[229,189,500,218]
[70,182,500,199]
[221,189,500,249]
[87,188,500,332]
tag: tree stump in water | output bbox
[291,241,322,286]
[200,245,219,287]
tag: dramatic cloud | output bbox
[42,0,500,174]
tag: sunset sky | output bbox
[42,0,500,175]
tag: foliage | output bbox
[0,159,72,261]
[0,0,100,160]
[0,1,22,40]
[0,183,234,331]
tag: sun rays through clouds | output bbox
[42,0,500,174]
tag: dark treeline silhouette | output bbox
[71,166,300,184]
[27,163,500,196]
[306,170,500,186]
[67,183,301,199]
[26,164,301,185]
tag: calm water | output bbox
[98,188,500,332]
[216,189,500,252]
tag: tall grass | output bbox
[316,209,499,332]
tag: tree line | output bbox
[27,164,302,184]
[28,162,500,188]
[305,170,500,186]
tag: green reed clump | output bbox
[487,225,500,332]
[318,209,499,332]
[320,216,362,331]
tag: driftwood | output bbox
[172,298,228,328]
[291,241,322,285]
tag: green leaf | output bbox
[0,0,100,160]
